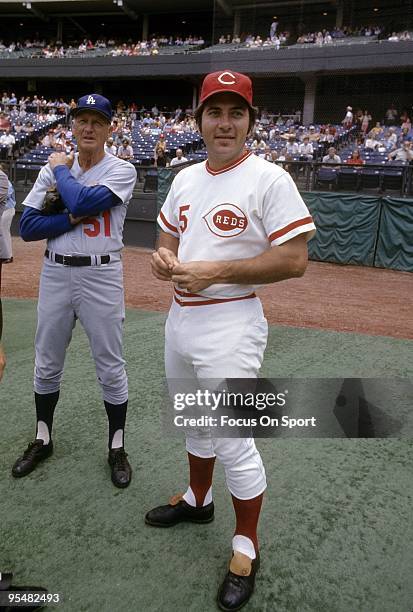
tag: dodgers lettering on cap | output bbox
[72,93,112,122]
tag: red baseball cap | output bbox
[199,70,253,107]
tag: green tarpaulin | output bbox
[302,192,381,266]
[374,197,413,272]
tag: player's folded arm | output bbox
[53,165,122,217]
[19,206,73,242]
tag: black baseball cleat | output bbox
[108,448,132,488]
[145,495,215,527]
[217,552,260,612]
[11,439,54,478]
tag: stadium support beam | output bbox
[112,0,137,20]
[301,75,317,125]
[233,10,241,38]
[336,0,344,28]
[119,0,138,21]
[142,14,149,41]
[67,16,87,35]
[22,2,49,22]
[57,20,63,42]
[192,85,197,110]
[216,0,233,17]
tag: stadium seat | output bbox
[337,167,360,191]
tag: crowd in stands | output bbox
[0,35,205,58]
[1,21,412,59]
[296,24,384,45]
[2,89,412,184]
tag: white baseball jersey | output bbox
[23,153,137,254]
[158,151,315,301]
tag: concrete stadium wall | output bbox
[1,41,413,80]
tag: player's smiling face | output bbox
[201,93,250,170]
[73,111,112,153]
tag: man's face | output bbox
[200,93,250,165]
[329,148,335,157]
[73,111,111,153]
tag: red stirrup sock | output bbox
[182,452,216,507]
[231,492,264,558]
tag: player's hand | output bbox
[48,151,75,169]
[69,214,88,225]
[0,344,6,382]
[171,261,219,292]
[151,247,179,281]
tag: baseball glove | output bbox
[42,187,66,215]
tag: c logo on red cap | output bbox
[218,71,236,85]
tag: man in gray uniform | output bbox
[11,94,137,488]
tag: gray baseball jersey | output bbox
[23,152,136,253]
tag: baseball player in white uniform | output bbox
[12,94,137,488]
[0,165,16,263]
[146,71,316,610]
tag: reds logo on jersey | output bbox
[203,203,248,238]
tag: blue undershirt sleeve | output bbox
[20,206,73,242]
[53,165,121,217]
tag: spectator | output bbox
[104,137,117,156]
[0,112,11,131]
[388,141,413,162]
[305,126,319,142]
[385,128,398,148]
[286,136,299,156]
[154,135,168,167]
[298,136,314,160]
[365,132,381,150]
[346,149,365,165]
[0,163,15,263]
[371,121,384,137]
[117,138,134,160]
[270,150,279,163]
[0,128,15,157]
[361,110,372,134]
[170,148,188,166]
[270,20,278,41]
[322,147,341,164]
[342,106,353,128]
[385,104,398,126]
[251,137,266,151]
[41,129,56,148]
[388,32,400,42]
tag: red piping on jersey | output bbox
[159,210,178,234]
[174,292,256,307]
[268,216,313,243]
[205,150,252,176]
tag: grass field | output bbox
[1,298,412,612]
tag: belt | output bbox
[45,249,111,267]
[174,287,257,307]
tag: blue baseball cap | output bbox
[71,93,112,122]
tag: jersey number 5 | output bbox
[83,210,111,237]
[179,205,190,233]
